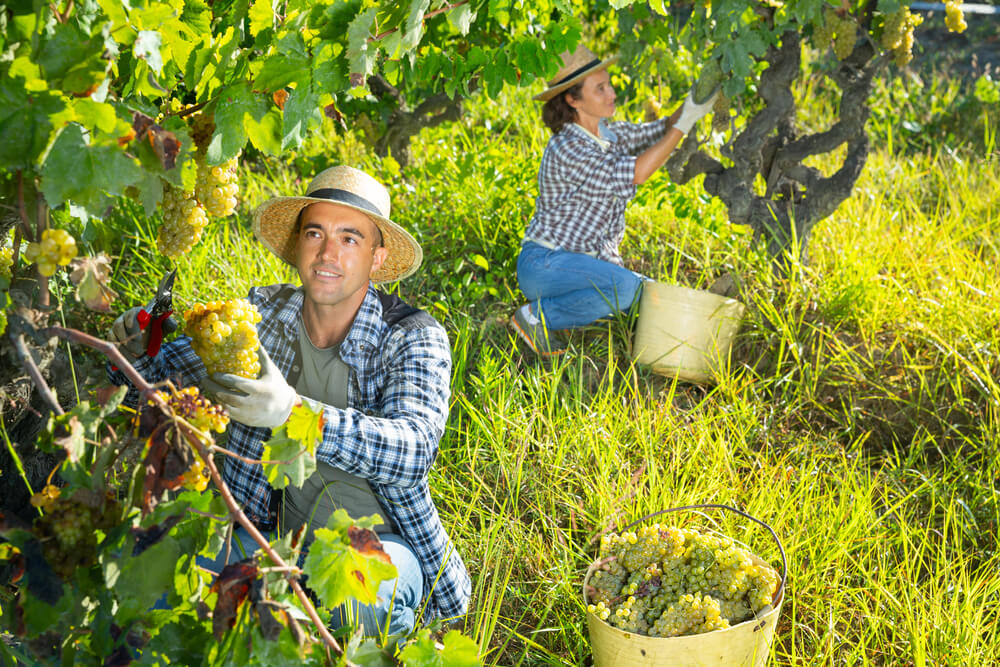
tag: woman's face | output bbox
[567,69,616,121]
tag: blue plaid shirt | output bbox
[524,118,669,265]
[109,284,471,620]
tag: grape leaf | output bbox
[398,628,481,665]
[116,535,181,617]
[0,79,64,169]
[39,123,143,220]
[206,81,266,165]
[249,0,274,38]
[403,0,430,50]
[70,254,119,313]
[261,424,317,489]
[446,4,476,35]
[282,80,323,150]
[134,30,164,73]
[346,8,377,87]
[210,560,258,640]
[285,399,324,454]
[301,509,397,610]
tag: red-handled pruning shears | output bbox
[139,269,178,357]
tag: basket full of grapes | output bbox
[584,505,786,667]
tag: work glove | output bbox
[109,307,150,360]
[673,88,720,135]
[201,347,298,428]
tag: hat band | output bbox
[550,58,601,88]
[306,188,383,218]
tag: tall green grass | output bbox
[90,63,1000,665]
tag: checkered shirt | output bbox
[524,118,669,265]
[109,284,471,620]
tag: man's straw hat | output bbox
[252,165,422,283]
[534,45,619,102]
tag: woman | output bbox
[511,45,718,356]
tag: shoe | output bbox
[510,304,566,357]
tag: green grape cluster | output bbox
[35,493,118,578]
[945,1,967,33]
[195,156,239,218]
[881,8,923,67]
[586,524,780,638]
[712,94,730,132]
[814,8,857,60]
[0,246,12,280]
[23,229,77,277]
[157,184,210,259]
[184,299,262,378]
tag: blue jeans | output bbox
[516,241,646,330]
[196,525,423,636]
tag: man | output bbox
[109,165,470,634]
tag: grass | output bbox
[84,60,1000,665]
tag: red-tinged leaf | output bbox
[323,103,342,121]
[117,128,136,147]
[273,89,288,110]
[141,426,194,514]
[131,514,182,556]
[348,72,365,87]
[147,125,181,170]
[70,254,119,312]
[211,560,259,640]
[347,525,392,564]
[285,400,324,454]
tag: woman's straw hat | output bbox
[252,165,422,283]
[534,45,619,102]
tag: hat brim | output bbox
[252,196,423,283]
[533,55,620,102]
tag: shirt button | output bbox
[292,365,300,372]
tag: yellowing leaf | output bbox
[70,254,119,312]
[285,398,324,454]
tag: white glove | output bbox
[673,89,720,135]
[109,306,150,360]
[201,347,298,428]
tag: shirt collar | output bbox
[340,284,384,353]
[570,119,613,150]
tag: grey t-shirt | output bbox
[281,318,395,540]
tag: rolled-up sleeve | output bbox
[609,117,669,154]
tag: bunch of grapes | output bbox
[813,8,857,60]
[184,299,262,378]
[152,385,230,444]
[23,229,77,277]
[157,185,210,259]
[195,156,239,218]
[945,1,967,33]
[586,524,780,638]
[712,94,730,132]
[881,8,923,67]
[1,246,12,280]
[34,492,119,578]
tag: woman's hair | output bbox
[541,82,583,135]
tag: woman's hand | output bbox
[673,89,720,135]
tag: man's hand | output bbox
[673,88,720,135]
[110,307,151,360]
[202,346,298,428]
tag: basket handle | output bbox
[584,504,787,606]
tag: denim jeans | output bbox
[195,524,423,636]
[516,241,646,330]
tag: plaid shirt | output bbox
[109,284,471,620]
[524,118,669,265]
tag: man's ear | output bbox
[370,246,388,276]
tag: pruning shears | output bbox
[139,269,178,358]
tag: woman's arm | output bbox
[633,92,715,185]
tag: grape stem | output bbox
[16,321,348,662]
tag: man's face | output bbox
[295,201,387,309]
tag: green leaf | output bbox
[439,631,481,666]
[0,79,64,169]
[244,108,283,156]
[117,536,181,618]
[206,81,265,164]
[249,0,274,37]
[446,4,476,35]
[39,123,143,220]
[347,7,377,86]
[254,52,311,92]
[285,399,324,453]
[282,81,324,149]
[261,424,317,489]
[471,254,489,270]
[134,30,164,73]
[301,509,398,610]
[403,0,430,50]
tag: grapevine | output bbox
[184,299,263,378]
[157,184,210,259]
[32,491,119,579]
[945,1,967,33]
[152,385,230,444]
[832,12,856,61]
[880,8,923,67]
[586,524,780,638]
[712,94,730,132]
[23,229,77,277]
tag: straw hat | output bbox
[252,165,422,283]
[534,45,620,102]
